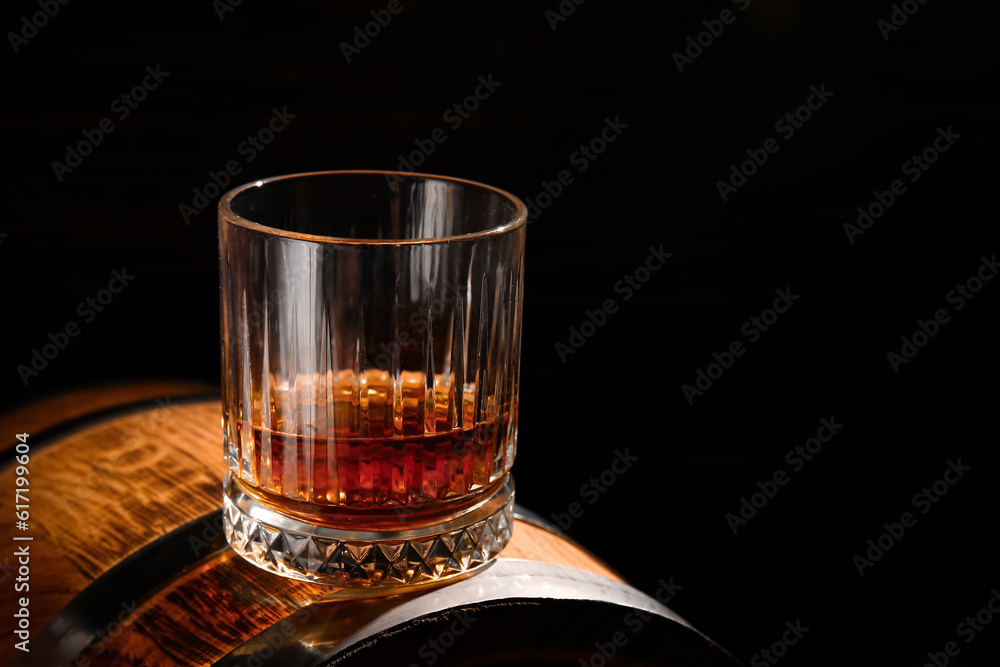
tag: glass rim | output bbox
[218,169,528,246]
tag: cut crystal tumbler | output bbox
[218,171,526,586]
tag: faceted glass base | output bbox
[222,473,514,587]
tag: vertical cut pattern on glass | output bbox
[220,173,525,525]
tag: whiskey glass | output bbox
[218,171,526,587]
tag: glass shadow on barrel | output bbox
[218,171,526,587]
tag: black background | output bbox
[2,1,999,665]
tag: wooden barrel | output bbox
[0,383,739,666]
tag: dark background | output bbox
[2,1,999,665]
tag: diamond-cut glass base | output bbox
[223,474,514,587]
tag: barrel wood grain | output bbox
[0,394,623,667]
[0,399,226,666]
[0,380,217,450]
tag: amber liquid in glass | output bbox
[231,370,513,528]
